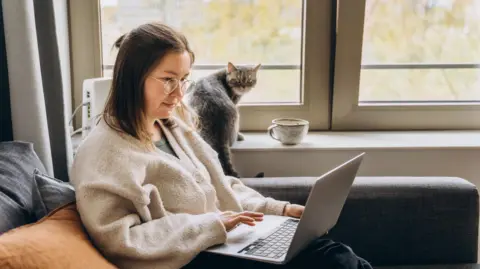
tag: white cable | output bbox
[69,101,90,126]
[71,127,84,136]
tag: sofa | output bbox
[244,177,479,269]
[0,141,479,269]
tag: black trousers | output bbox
[184,238,373,269]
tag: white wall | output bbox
[233,149,480,185]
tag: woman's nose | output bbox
[171,84,184,98]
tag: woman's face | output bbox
[143,51,192,120]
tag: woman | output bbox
[70,22,372,269]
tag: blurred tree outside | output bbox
[100,0,480,104]
[101,0,302,104]
[360,0,480,101]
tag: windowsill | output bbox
[231,130,480,152]
[72,130,480,154]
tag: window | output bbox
[70,0,331,131]
[332,0,480,130]
[101,0,303,104]
[69,0,480,132]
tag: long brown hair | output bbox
[103,22,197,143]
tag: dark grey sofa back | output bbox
[243,176,479,266]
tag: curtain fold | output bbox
[0,2,13,142]
[2,0,73,181]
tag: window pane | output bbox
[190,69,301,104]
[360,69,480,101]
[99,0,303,104]
[359,0,480,102]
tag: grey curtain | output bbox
[0,2,12,142]
[2,0,73,181]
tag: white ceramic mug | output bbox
[267,118,309,145]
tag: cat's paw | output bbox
[254,172,265,178]
[237,132,245,141]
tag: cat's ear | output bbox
[227,62,237,73]
[253,63,261,72]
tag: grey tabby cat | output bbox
[185,62,262,178]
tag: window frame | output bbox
[68,0,102,130]
[332,0,480,131]
[68,0,332,131]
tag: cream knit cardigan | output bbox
[70,118,289,269]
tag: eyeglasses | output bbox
[149,76,195,94]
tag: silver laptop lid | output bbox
[285,153,365,261]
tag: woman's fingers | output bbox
[238,211,264,221]
[220,211,265,231]
[231,215,256,226]
[241,211,264,217]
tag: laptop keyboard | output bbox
[238,218,299,259]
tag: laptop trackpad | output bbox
[206,215,290,253]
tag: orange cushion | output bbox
[0,202,117,269]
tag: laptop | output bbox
[204,152,365,265]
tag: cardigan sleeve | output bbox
[75,184,227,268]
[224,176,290,216]
[71,152,227,269]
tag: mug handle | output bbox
[268,124,280,141]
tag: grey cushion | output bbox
[0,141,47,234]
[31,169,76,220]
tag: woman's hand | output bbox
[283,204,305,218]
[218,211,264,232]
